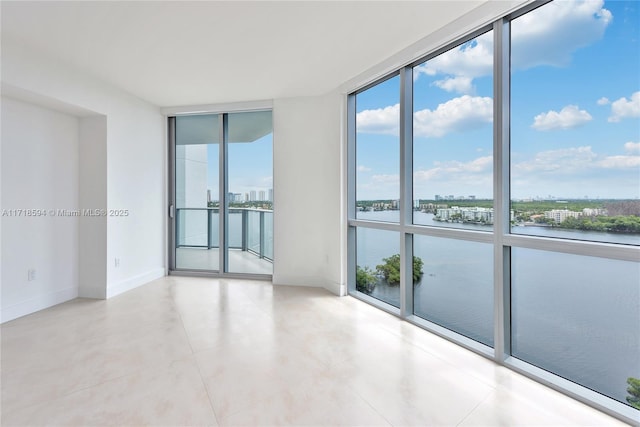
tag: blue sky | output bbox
[206,133,273,200]
[356,0,639,201]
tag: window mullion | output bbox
[399,66,414,318]
[347,94,357,295]
[493,17,511,362]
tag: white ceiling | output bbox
[1,1,487,108]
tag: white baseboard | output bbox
[323,281,346,296]
[106,267,165,299]
[272,274,324,287]
[272,274,346,296]
[1,286,78,323]
[78,285,106,300]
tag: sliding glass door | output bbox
[169,110,273,276]
[227,111,273,274]
[174,114,221,271]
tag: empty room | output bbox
[1,0,639,425]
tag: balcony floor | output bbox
[176,247,272,275]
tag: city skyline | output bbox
[355,195,638,202]
[207,187,274,203]
[355,0,639,201]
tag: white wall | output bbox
[1,97,80,321]
[105,98,164,298]
[1,37,165,315]
[273,91,344,295]
[78,116,107,299]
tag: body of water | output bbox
[355,210,640,406]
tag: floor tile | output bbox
[1,276,631,426]
[2,356,217,426]
[219,376,391,427]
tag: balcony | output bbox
[175,208,273,274]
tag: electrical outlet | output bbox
[27,268,36,281]
[115,258,120,268]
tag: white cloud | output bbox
[432,76,474,94]
[514,146,597,174]
[513,145,640,176]
[414,156,492,182]
[531,105,592,131]
[415,33,493,94]
[357,165,372,172]
[597,97,610,105]
[356,104,399,135]
[511,144,639,198]
[412,145,638,199]
[413,156,493,198]
[415,0,612,93]
[624,141,640,154]
[598,155,640,169]
[608,91,640,122]
[511,0,612,70]
[371,174,399,184]
[414,95,493,138]
[357,96,492,138]
[357,175,399,200]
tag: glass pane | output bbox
[247,210,261,254]
[355,75,400,223]
[263,211,273,261]
[511,248,640,406]
[175,114,220,271]
[413,236,493,346]
[227,111,273,274]
[510,1,640,245]
[413,31,494,230]
[356,228,400,308]
[228,209,243,249]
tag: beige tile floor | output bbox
[0,276,631,426]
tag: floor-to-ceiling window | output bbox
[508,0,639,411]
[411,29,496,348]
[170,110,273,276]
[353,75,402,308]
[348,0,639,422]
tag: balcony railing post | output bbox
[207,208,213,249]
[242,209,248,251]
[176,208,181,248]
[260,210,265,259]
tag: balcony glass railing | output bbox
[175,208,273,262]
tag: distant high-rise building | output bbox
[435,195,442,201]
[228,192,234,202]
[207,189,211,203]
[245,193,249,202]
[259,190,266,201]
[250,190,256,201]
[268,188,273,202]
[545,209,581,223]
